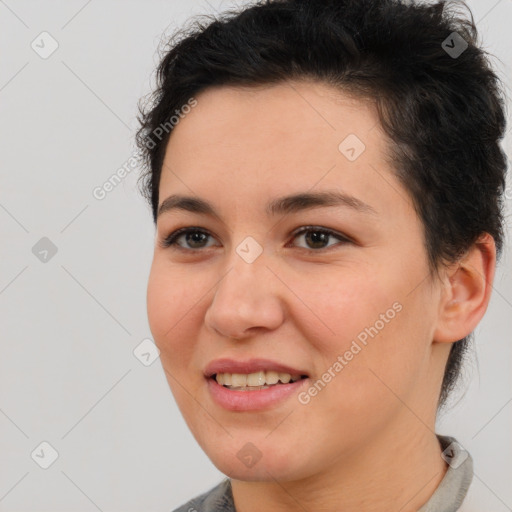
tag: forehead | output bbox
[159,80,414,221]
[167,80,378,155]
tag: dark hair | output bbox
[136,0,508,409]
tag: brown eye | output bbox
[289,227,351,251]
[160,228,216,250]
[159,225,352,253]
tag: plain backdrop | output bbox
[0,0,511,510]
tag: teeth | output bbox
[215,371,302,388]
[265,370,279,385]
[278,372,291,384]
[246,370,265,386]
[231,373,247,387]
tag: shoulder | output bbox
[171,478,235,512]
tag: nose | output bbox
[204,249,285,341]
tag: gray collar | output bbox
[418,435,473,512]
[173,434,473,512]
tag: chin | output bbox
[200,437,314,482]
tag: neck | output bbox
[230,418,448,512]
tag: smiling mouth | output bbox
[211,371,308,391]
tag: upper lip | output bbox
[204,358,309,378]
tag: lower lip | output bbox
[207,377,308,412]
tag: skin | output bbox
[146,80,496,512]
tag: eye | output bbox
[287,226,352,251]
[159,227,216,250]
[159,226,352,252]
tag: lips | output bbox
[204,358,309,379]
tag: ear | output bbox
[433,233,496,344]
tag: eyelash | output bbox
[159,226,353,253]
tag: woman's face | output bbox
[147,81,448,481]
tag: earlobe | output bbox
[433,233,496,344]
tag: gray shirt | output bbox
[173,435,473,512]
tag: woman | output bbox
[136,0,507,510]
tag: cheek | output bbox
[146,263,208,417]
[290,260,432,396]
[146,261,203,361]
[146,265,173,343]
[287,265,396,356]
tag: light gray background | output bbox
[0,0,511,510]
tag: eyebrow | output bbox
[157,191,378,219]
